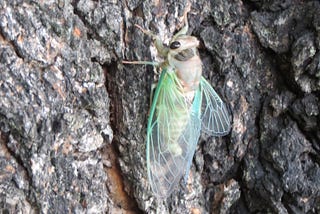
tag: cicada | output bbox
[123,15,231,198]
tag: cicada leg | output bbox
[134,24,169,58]
[123,24,168,111]
[122,60,159,111]
[172,11,190,40]
[122,60,159,66]
[122,60,160,115]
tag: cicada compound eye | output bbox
[170,41,181,49]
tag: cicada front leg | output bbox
[133,24,169,58]
[123,25,170,108]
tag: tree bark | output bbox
[0,0,319,213]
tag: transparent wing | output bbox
[200,77,231,136]
[146,70,201,198]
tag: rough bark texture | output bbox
[0,0,319,213]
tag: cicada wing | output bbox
[182,89,202,182]
[200,77,231,136]
[147,71,201,198]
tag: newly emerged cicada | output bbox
[123,14,231,198]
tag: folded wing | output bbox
[146,70,201,198]
[199,77,231,136]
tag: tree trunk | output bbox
[0,0,319,213]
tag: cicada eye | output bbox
[170,41,181,49]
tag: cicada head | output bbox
[168,35,200,61]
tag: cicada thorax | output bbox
[168,35,202,95]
